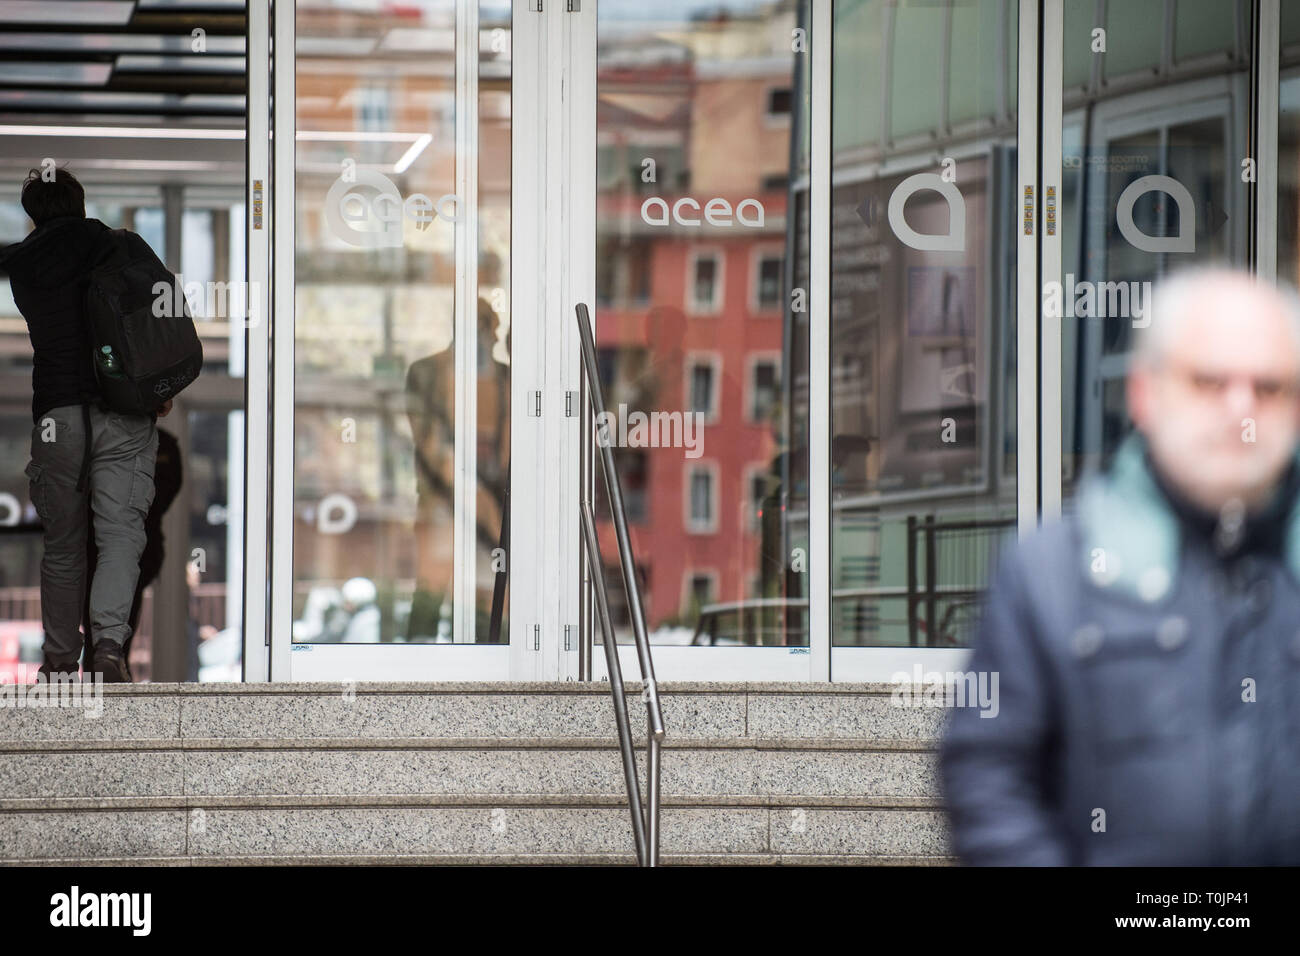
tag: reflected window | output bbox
[686,357,718,421]
[749,358,779,423]
[689,252,722,314]
[686,465,716,534]
[684,571,716,616]
[748,469,767,533]
[755,253,782,311]
[766,86,792,119]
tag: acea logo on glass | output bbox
[324,160,461,249]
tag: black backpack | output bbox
[83,228,203,415]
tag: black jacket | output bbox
[0,216,110,422]
[939,432,1300,865]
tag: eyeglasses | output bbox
[1163,364,1300,404]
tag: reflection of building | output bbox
[595,4,801,635]
[290,6,512,642]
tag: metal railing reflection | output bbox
[906,514,1016,647]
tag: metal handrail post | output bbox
[578,368,594,680]
[581,502,648,864]
[647,735,661,863]
[575,302,665,866]
[574,304,665,741]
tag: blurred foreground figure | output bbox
[941,268,1300,865]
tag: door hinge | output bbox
[567,0,581,9]
[533,624,541,651]
[565,390,579,417]
[564,624,572,651]
[528,389,542,417]
[530,0,543,11]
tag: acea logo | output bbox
[887,172,966,252]
[325,161,461,249]
[870,169,1197,255]
[640,196,766,228]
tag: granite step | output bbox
[0,682,953,864]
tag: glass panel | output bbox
[834,0,884,154]
[1283,72,1300,285]
[596,0,812,647]
[949,0,1004,127]
[891,1,946,139]
[1104,0,1166,79]
[1,183,242,683]
[293,0,510,645]
[1062,0,1094,90]
[1277,17,1300,284]
[831,0,1018,649]
[476,0,512,643]
[1175,0,1237,62]
[1060,0,1250,502]
[1285,0,1300,46]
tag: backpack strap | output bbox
[74,402,92,493]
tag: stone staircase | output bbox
[0,682,952,865]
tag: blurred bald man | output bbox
[941,268,1300,865]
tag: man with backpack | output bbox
[0,168,200,683]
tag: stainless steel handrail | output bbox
[575,302,666,867]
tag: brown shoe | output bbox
[91,641,131,683]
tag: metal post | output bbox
[578,369,593,680]
[580,501,648,864]
[906,514,917,647]
[575,305,665,742]
[924,514,937,648]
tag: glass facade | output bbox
[0,0,1292,681]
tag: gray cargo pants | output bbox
[24,403,158,663]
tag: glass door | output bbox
[576,0,816,680]
[266,0,518,680]
[825,0,1027,681]
[1043,0,1256,516]
[563,0,1040,682]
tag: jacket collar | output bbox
[1074,432,1300,603]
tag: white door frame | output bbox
[562,0,822,682]
[264,0,531,681]
[242,0,271,681]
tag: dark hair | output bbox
[20,167,85,224]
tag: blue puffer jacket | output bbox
[939,433,1300,865]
